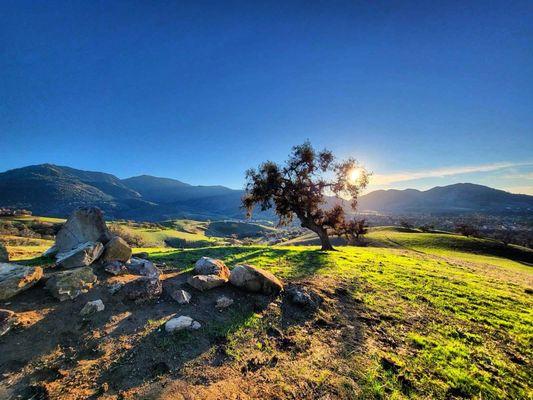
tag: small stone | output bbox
[80,299,105,316]
[165,316,194,333]
[191,321,201,330]
[170,289,191,304]
[286,286,321,309]
[215,295,234,309]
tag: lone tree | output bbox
[242,141,369,251]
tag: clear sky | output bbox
[1,1,532,193]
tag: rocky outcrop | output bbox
[45,267,97,301]
[229,264,283,295]
[101,236,131,263]
[187,274,227,291]
[0,242,8,262]
[0,309,15,336]
[194,257,230,280]
[0,263,43,300]
[56,241,104,269]
[123,277,162,303]
[52,207,111,255]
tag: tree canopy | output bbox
[243,141,369,250]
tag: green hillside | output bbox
[143,240,532,399]
[1,220,531,398]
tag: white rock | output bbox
[165,316,194,333]
[80,299,105,316]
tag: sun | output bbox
[349,167,364,184]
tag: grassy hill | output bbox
[1,225,531,398]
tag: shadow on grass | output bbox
[149,246,333,279]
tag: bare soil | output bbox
[0,266,367,400]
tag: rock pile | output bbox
[0,205,289,342]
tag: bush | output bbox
[108,224,147,247]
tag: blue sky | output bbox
[1,1,532,193]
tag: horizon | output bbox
[2,1,532,194]
[1,162,531,196]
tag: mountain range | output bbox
[0,164,531,220]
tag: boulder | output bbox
[187,274,226,291]
[56,241,104,269]
[215,295,234,309]
[194,257,230,280]
[0,309,15,336]
[0,242,8,262]
[170,289,192,304]
[0,263,43,300]
[45,267,97,301]
[104,261,127,276]
[80,299,105,316]
[53,207,112,254]
[126,258,161,279]
[101,236,131,263]
[229,265,283,295]
[165,316,201,333]
[123,277,162,303]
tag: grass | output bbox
[2,225,532,398]
[146,240,532,399]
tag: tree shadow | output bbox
[149,246,334,279]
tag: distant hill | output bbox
[122,175,234,203]
[357,183,533,214]
[0,164,531,220]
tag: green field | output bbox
[1,223,532,398]
[144,238,532,399]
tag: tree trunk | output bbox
[300,217,335,251]
[317,228,335,251]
